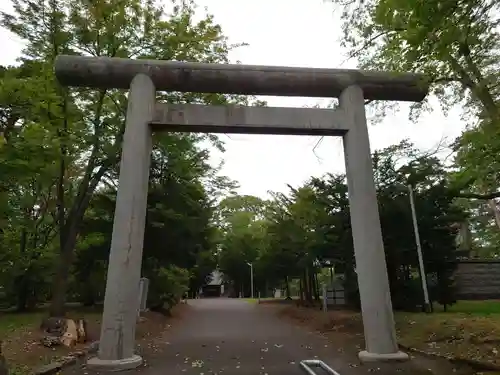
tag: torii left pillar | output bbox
[87,74,155,371]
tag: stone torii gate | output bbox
[54,55,428,371]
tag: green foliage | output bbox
[329,0,499,119]
[146,265,190,312]
[68,134,228,307]
[217,141,463,310]
[1,0,495,326]
[0,0,244,314]
[217,195,268,296]
[327,0,500,258]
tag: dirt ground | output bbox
[396,310,500,368]
[1,305,187,374]
[279,304,498,375]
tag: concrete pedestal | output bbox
[359,350,409,363]
[87,355,143,371]
[89,74,155,370]
[341,85,405,361]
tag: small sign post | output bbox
[137,277,149,316]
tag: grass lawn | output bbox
[279,300,500,370]
[243,297,298,304]
[243,298,260,303]
[1,307,103,374]
[442,300,500,315]
[0,311,46,337]
[243,297,292,303]
[397,301,500,367]
[1,305,179,374]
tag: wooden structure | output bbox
[455,259,500,300]
[325,281,347,307]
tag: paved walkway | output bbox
[154,298,356,375]
[66,299,468,375]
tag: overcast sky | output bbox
[0,0,467,198]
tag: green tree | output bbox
[450,127,500,256]
[217,195,268,297]
[373,142,463,310]
[328,0,500,196]
[329,0,498,119]
[0,62,61,311]
[73,118,238,308]
[256,141,462,310]
[1,0,248,316]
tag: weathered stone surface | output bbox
[33,362,63,375]
[86,341,100,354]
[96,74,154,366]
[86,354,143,372]
[151,103,347,136]
[54,55,429,102]
[341,85,399,357]
[53,54,429,368]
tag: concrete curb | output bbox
[33,341,99,375]
[399,344,500,372]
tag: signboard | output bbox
[322,281,346,312]
[326,287,346,306]
[137,277,149,314]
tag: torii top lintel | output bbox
[54,55,428,102]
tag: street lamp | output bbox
[247,262,254,299]
[407,184,431,313]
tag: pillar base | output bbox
[358,350,409,363]
[86,354,142,371]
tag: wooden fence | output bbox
[455,259,500,300]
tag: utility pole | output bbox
[408,184,431,313]
[247,262,254,299]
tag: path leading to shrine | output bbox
[64,298,468,375]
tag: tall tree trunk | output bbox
[49,222,79,317]
[16,278,29,312]
[299,278,304,303]
[308,268,314,302]
[49,162,110,317]
[49,89,111,317]
[458,220,474,257]
[16,228,29,312]
[285,276,291,299]
[312,269,320,301]
[304,268,312,304]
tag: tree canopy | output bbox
[324,0,500,257]
[215,141,467,310]
[0,0,249,314]
[1,0,500,321]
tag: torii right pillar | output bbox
[340,85,409,362]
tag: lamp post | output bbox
[247,262,254,299]
[407,184,431,313]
